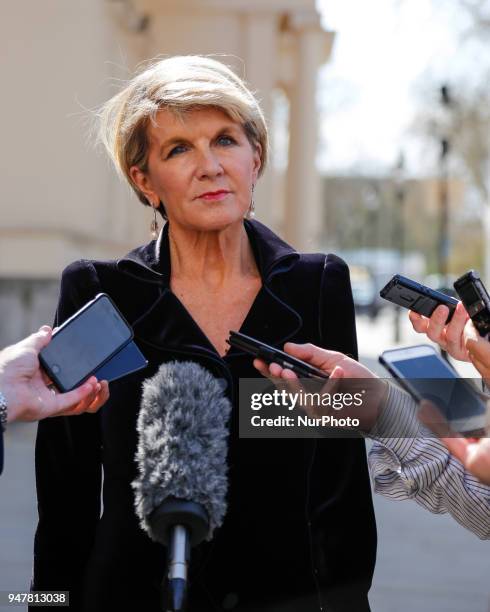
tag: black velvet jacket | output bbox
[32,220,376,612]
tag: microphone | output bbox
[132,361,231,611]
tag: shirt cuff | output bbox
[369,382,422,457]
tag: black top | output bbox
[32,220,376,612]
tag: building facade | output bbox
[0,0,333,345]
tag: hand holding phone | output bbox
[408,301,471,363]
[40,293,134,392]
[227,331,329,379]
[379,344,487,436]
[462,321,490,385]
[247,339,388,432]
[380,274,458,322]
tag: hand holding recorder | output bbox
[407,269,490,372]
[381,269,490,364]
[0,326,109,423]
[410,304,490,384]
[252,341,389,432]
[409,302,472,362]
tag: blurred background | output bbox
[0,0,489,610]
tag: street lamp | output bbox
[393,152,405,343]
[437,84,455,362]
[438,84,452,289]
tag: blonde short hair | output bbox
[97,55,268,211]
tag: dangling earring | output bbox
[150,207,159,239]
[247,184,256,219]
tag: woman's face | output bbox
[131,107,261,231]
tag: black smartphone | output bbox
[379,344,487,436]
[380,274,458,322]
[227,331,329,380]
[93,341,148,383]
[39,293,134,392]
[454,270,490,336]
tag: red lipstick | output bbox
[196,190,231,201]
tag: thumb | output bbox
[283,342,341,372]
[28,326,53,352]
[439,436,468,464]
[330,365,345,379]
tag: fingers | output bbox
[253,358,286,388]
[86,380,110,413]
[409,306,449,342]
[466,336,490,366]
[253,358,306,405]
[253,358,285,382]
[409,304,472,361]
[467,351,490,384]
[440,437,490,484]
[277,367,305,403]
[53,377,99,414]
[468,352,489,375]
[283,342,378,379]
[55,379,109,416]
[466,337,490,381]
[253,358,272,378]
[315,366,343,402]
[268,362,284,378]
[440,436,469,464]
[444,302,468,355]
[465,439,490,485]
[425,305,450,346]
[463,319,479,345]
[282,343,342,373]
[280,367,299,381]
[41,369,53,386]
[28,326,53,352]
[409,310,429,334]
[330,365,344,380]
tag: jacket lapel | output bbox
[116,220,302,355]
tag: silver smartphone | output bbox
[379,344,487,436]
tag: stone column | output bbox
[284,10,334,251]
[243,11,279,230]
[483,201,490,286]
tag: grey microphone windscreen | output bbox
[132,361,231,541]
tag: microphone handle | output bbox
[169,524,190,580]
[167,524,190,612]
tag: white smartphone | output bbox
[379,344,487,435]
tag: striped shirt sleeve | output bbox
[368,383,490,540]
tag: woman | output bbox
[32,56,376,612]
